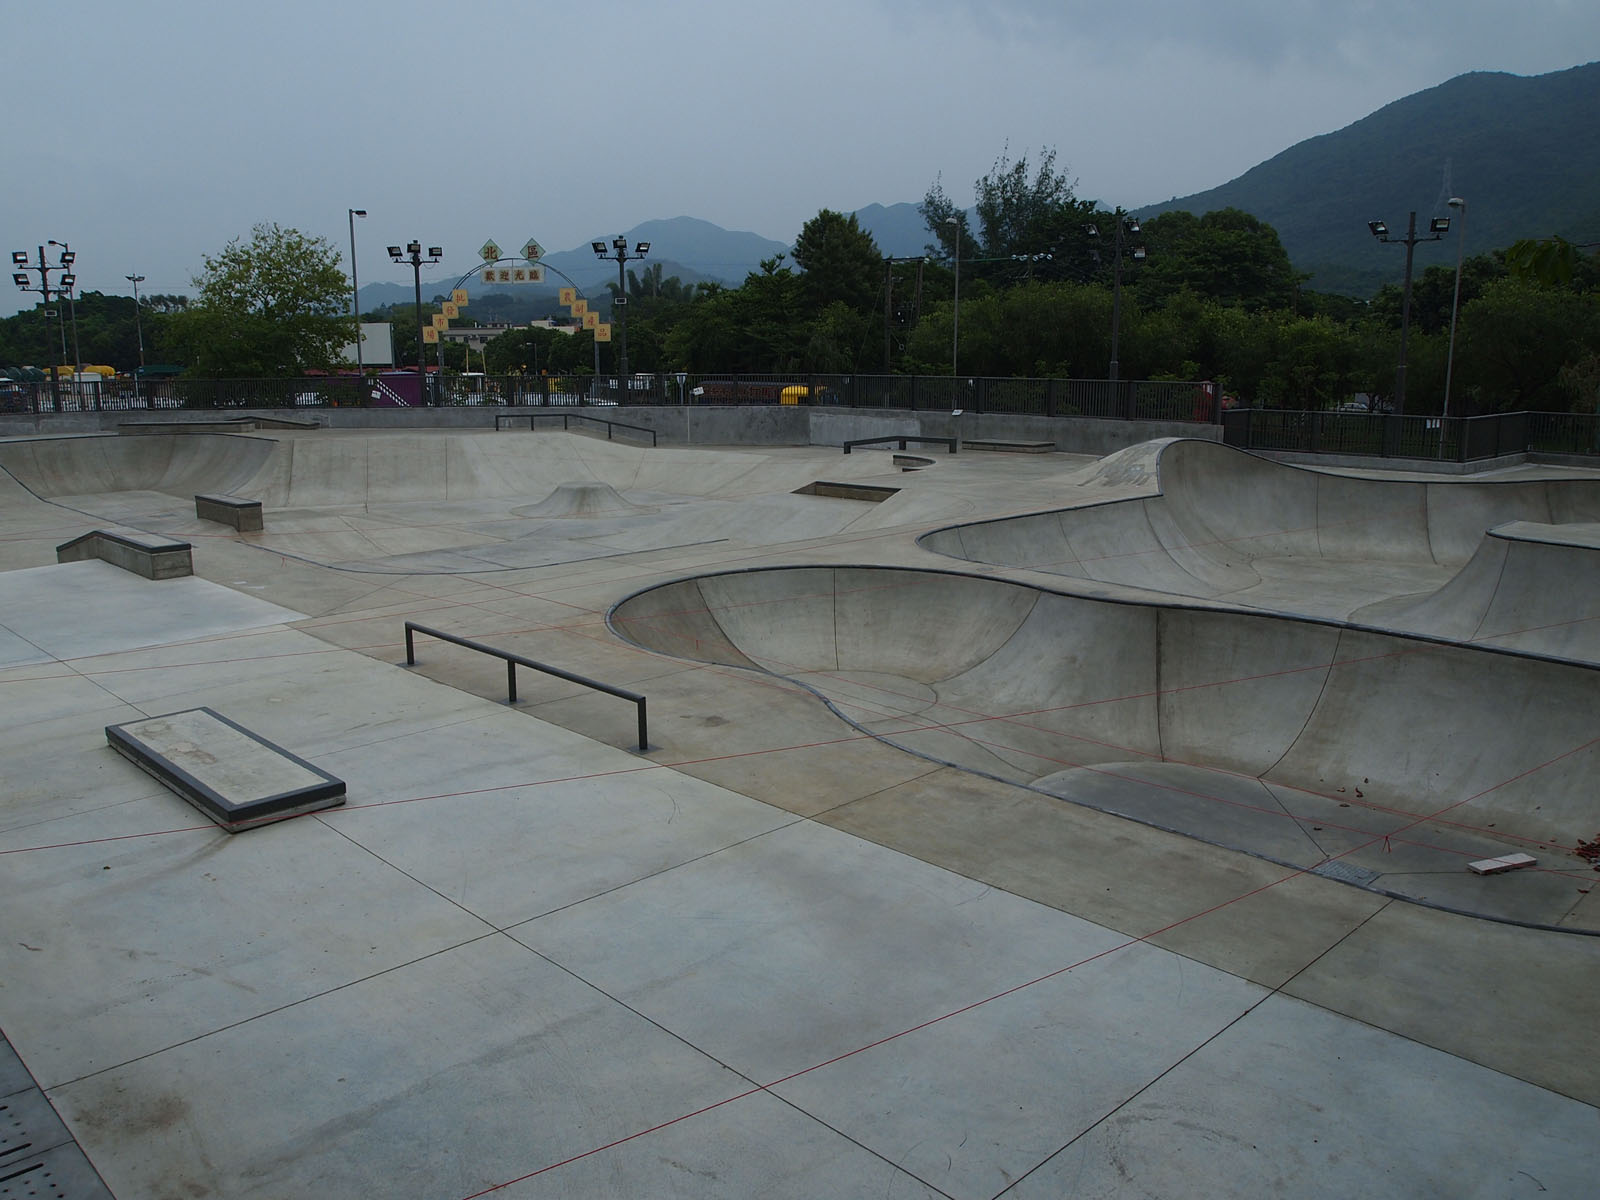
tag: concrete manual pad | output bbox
[105,706,345,831]
[0,560,304,664]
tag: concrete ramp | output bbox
[613,566,1600,932]
[0,433,277,500]
[920,439,1600,623]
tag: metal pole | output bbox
[348,209,366,378]
[617,253,629,383]
[1395,212,1417,417]
[126,273,146,406]
[1109,221,1123,383]
[410,246,426,405]
[1441,198,1467,456]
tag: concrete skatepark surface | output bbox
[2,425,1598,1198]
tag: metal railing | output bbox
[403,621,650,752]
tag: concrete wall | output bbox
[1,404,1221,456]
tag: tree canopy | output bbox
[164,223,354,376]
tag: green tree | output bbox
[164,223,354,376]
[971,146,1095,266]
[1137,209,1302,312]
[791,209,882,314]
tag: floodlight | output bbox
[1368,221,1388,238]
[612,236,627,251]
[1429,217,1451,234]
[11,251,27,265]
[59,251,75,266]
[60,274,76,289]
[1124,218,1141,235]
[1448,197,1465,210]
[592,241,608,256]
[1131,248,1146,261]
[387,246,403,258]
[406,241,421,255]
[427,247,442,259]
[13,273,29,287]
[634,241,650,254]
[352,209,367,218]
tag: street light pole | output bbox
[126,273,146,405]
[348,209,366,378]
[1441,197,1467,453]
[1368,211,1450,416]
[388,241,441,405]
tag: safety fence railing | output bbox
[403,621,650,752]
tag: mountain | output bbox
[852,203,940,257]
[1139,62,1600,295]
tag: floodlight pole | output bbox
[12,244,70,412]
[594,237,650,383]
[389,241,441,405]
[1369,211,1448,416]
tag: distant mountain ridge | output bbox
[1140,62,1600,295]
[359,63,1600,313]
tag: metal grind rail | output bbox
[403,622,651,752]
[497,411,658,446]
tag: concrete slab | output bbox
[1009,993,1598,1197]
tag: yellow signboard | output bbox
[452,289,469,306]
[572,299,588,316]
[594,323,612,342]
[431,313,449,330]
[582,312,599,330]
[558,287,576,307]
[441,302,459,320]
[422,326,439,344]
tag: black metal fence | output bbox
[5,371,1596,462]
[1220,408,1599,462]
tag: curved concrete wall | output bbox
[611,567,1600,871]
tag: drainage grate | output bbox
[1312,860,1381,887]
[1,1039,114,1200]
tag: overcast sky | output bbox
[6,0,1597,313]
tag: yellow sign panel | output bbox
[572,299,588,316]
[594,323,612,342]
[422,326,439,344]
[452,289,469,306]
[431,313,449,330]
[558,287,576,307]
[441,302,460,320]
[582,312,599,330]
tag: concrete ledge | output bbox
[56,529,193,579]
[195,493,264,531]
[966,439,1056,453]
[105,707,346,832]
